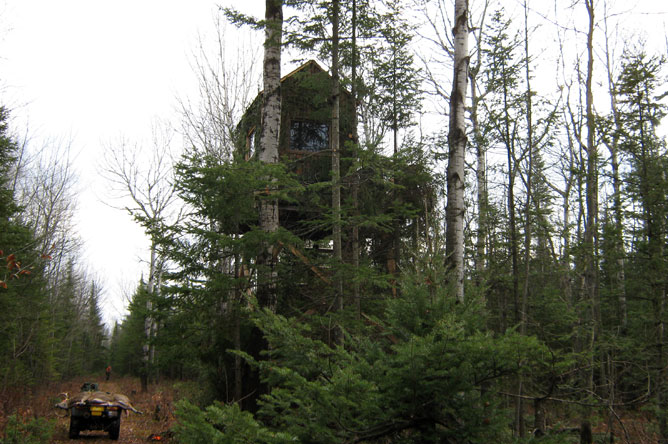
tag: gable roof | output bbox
[254,60,327,96]
[281,59,327,82]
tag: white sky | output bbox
[0,0,666,326]
[0,0,264,325]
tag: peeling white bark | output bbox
[445,0,469,303]
[258,0,282,311]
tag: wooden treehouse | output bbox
[236,60,355,241]
[235,60,436,302]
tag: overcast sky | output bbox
[0,0,666,326]
[0,0,264,324]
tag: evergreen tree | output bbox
[615,48,668,439]
[0,107,19,225]
[0,107,52,388]
[366,0,422,297]
[52,261,84,378]
[174,280,546,444]
[368,0,420,155]
[157,148,302,403]
[481,9,524,325]
[81,281,107,374]
[111,281,152,377]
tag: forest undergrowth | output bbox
[0,376,661,443]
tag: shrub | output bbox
[0,414,53,444]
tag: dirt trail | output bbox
[39,377,174,443]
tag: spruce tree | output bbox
[481,9,524,324]
[0,106,52,387]
[616,48,668,438]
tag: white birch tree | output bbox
[257,0,283,312]
[445,0,469,303]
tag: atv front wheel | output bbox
[68,417,79,439]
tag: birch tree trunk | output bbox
[469,1,488,284]
[445,0,469,303]
[258,0,283,312]
[470,69,487,282]
[142,238,158,393]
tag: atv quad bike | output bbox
[56,385,141,440]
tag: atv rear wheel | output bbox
[109,418,121,440]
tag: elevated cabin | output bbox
[235,60,437,303]
[236,60,355,239]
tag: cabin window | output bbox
[246,127,258,160]
[290,121,329,152]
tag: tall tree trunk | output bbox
[516,3,534,435]
[561,146,574,303]
[243,0,283,411]
[583,0,600,394]
[391,30,401,297]
[331,0,344,344]
[233,251,243,402]
[520,0,533,340]
[469,1,489,285]
[258,0,283,312]
[389,44,400,299]
[504,70,519,325]
[603,2,627,331]
[658,286,667,443]
[445,0,469,303]
[470,74,487,282]
[601,9,625,439]
[142,238,158,393]
[351,0,361,319]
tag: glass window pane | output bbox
[290,121,329,152]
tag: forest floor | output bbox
[1,376,177,443]
[0,376,662,443]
